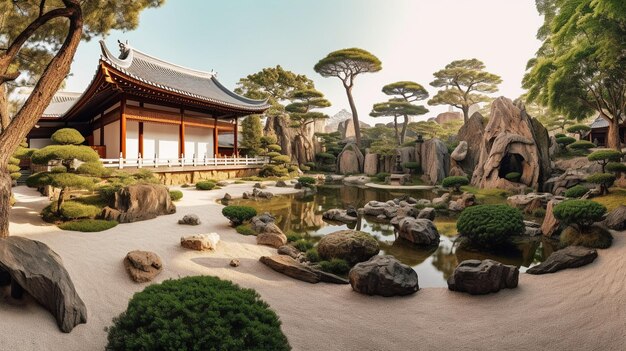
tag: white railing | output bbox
[98,153,269,169]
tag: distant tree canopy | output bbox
[428,59,501,123]
[314,48,382,147]
[523,0,626,151]
[407,119,463,141]
[285,88,331,164]
[373,81,429,144]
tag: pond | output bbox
[226,184,558,287]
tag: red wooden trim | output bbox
[138,122,144,157]
[179,108,185,156]
[120,96,127,158]
[233,118,239,156]
[213,117,219,157]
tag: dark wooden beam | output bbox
[99,112,104,146]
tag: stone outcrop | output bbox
[420,138,449,185]
[417,207,436,220]
[317,230,380,265]
[449,141,469,177]
[348,255,419,296]
[257,232,288,248]
[337,118,371,141]
[260,255,348,284]
[435,111,462,124]
[322,209,357,223]
[526,246,597,274]
[101,184,176,223]
[124,250,163,283]
[470,97,551,191]
[362,200,416,220]
[178,214,200,225]
[392,217,440,246]
[542,199,563,237]
[456,112,485,174]
[337,142,364,174]
[342,175,370,186]
[364,153,379,176]
[603,205,626,231]
[523,221,542,236]
[447,259,519,295]
[180,233,220,251]
[0,237,87,333]
[545,169,589,195]
[250,214,288,248]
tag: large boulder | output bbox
[545,169,589,195]
[456,112,485,173]
[337,142,364,175]
[101,183,176,223]
[450,141,468,161]
[420,138,449,185]
[178,214,200,225]
[447,259,519,295]
[363,153,379,176]
[180,233,220,251]
[123,250,163,283]
[348,255,419,296]
[392,217,440,246]
[470,97,551,191]
[317,230,380,265]
[0,237,87,333]
[526,246,597,274]
[259,255,348,284]
[257,232,288,248]
[603,205,626,231]
[250,214,288,248]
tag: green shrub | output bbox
[304,162,316,169]
[305,248,320,263]
[564,185,589,198]
[606,162,626,173]
[287,164,300,173]
[556,136,576,146]
[169,190,183,201]
[58,219,118,232]
[315,152,336,163]
[267,144,282,152]
[402,162,421,173]
[456,205,524,248]
[293,239,314,252]
[31,145,100,164]
[554,133,566,138]
[106,276,290,351]
[586,173,616,195]
[221,206,257,226]
[566,124,591,135]
[532,208,546,218]
[588,149,623,172]
[50,166,67,173]
[196,180,216,190]
[77,162,110,177]
[298,176,316,186]
[442,176,469,192]
[560,225,613,249]
[259,164,289,177]
[59,201,101,220]
[504,172,521,182]
[299,164,311,172]
[567,140,595,150]
[319,259,350,275]
[553,199,606,228]
[286,232,302,242]
[266,151,281,158]
[51,128,85,145]
[375,172,390,182]
[133,169,156,181]
[271,155,291,165]
[235,223,256,236]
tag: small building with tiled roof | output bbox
[587,114,626,147]
[29,40,269,162]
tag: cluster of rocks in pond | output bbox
[349,255,419,296]
[0,237,87,333]
[180,233,220,251]
[124,250,163,283]
[243,188,273,200]
[251,213,288,248]
[317,230,380,265]
[361,197,419,220]
[101,183,176,223]
[526,246,597,275]
[391,217,440,246]
[178,214,200,225]
[447,259,519,295]
[322,208,357,223]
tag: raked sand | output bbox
[1,184,625,351]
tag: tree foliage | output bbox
[553,199,607,228]
[523,0,626,150]
[370,99,428,145]
[377,81,429,144]
[240,115,263,156]
[286,88,330,163]
[314,48,382,146]
[428,59,501,123]
[587,149,623,172]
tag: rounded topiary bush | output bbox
[266,151,282,158]
[606,162,626,173]
[195,180,216,190]
[60,201,101,220]
[552,199,606,228]
[31,145,100,164]
[375,172,390,182]
[169,190,183,201]
[586,172,616,195]
[456,204,524,248]
[554,133,566,138]
[222,205,257,226]
[259,164,289,177]
[106,276,290,351]
[272,155,291,165]
[504,172,521,182]
[564,184,589,198]
[297,176,316,187]
[51,128,85,145]
[567,140,595,150]
[267,144,282,152]
[402,162,421,173]
[58,219,118,232]
[442,176,469,192]
[556,136,576,146]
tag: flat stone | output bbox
[417,207,436,220]
[349,255,419,296]
[180,233,220,251]
[124,250,163,283]
[447,259,519,295]
[277,245,300,258]
[526,246,597,274]
[0,237,87,333]
[260,255,348,284]
[322,209,358,223]
[178,214,200,225]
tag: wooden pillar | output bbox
[120,97,127,158]
[213,117,219,157]
[138,122,144,157]
[99,113,104,146]
[233,118,239,156]
[179,108,185,157]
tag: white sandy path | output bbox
[1,184,625,351]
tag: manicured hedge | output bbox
[31,145,100,164]
[456,204,524,248]
[297,176,316,186]
[555,136,576,146]
[442,176,469,191]
[375,172,390,182]
[106,276,290,351]
[196,180,216,190]
[504,172,521,182]
[58,219,118,232]
[567,140,595,150]
[553,200,606,227]
[51,128,85,145]
[60,201,101,220]
[564,184,589,198]
[169,190,183,201]
[222,205,257,226]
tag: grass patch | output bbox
[58,219,118,232]
[460,185,511,205]
[433,217,458,237]
[319,258,350,275]
[235,223,256,236]
[169,190,183,201]
[591,187,626,212]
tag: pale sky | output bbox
[64,0,543,124]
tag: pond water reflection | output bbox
[227,185,558,287]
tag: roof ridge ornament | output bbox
[118,40,131,59]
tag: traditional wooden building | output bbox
[587,115,625,147]
[30,41,269,167]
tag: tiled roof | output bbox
[590,115,625,129]
[42,92,82,117]
[99,41,269,111]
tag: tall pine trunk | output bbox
[344,86,361,147]
[462,105,469,124]
[401,114,409,144]
[606,115,621,151]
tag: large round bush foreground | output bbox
[456,204,524,248]
[552,199,606,228]
[106,276,290,351]
[222,205,257,226]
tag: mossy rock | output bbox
[560,225,613,249]
[317,230,380,265]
